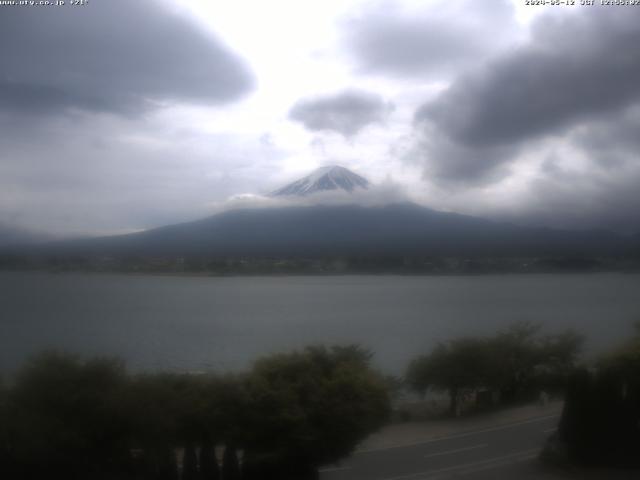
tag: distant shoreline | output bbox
[1,267,639,279]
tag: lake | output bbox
[1,272,639,375]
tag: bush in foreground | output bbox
[549,325,640,467]
[0,346,390,480]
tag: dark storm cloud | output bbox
[411,122,520,184]
[573,107,640,168]
[343,0,516,78]
[413,7,640,183]
[513,155,640,234]
[0,0,254,116]
[289,89,393,136]
[525,105,640,233]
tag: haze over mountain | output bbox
[0,223,52,248]
[271,165,369,197]
[2,164,638,265]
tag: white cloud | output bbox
[210,180,411,214]
[1,0,638,236]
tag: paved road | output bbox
[320,414,561,480]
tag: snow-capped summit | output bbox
[271,165,369,196]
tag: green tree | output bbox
[182,443,198,480]
[488,322,543,402]
[222,444,241,480]
[488,323,584,401]
[0,375,11,477]
[125,373,182,477]
[599,321,640,379]
[407,338,492,415]
[4,351,130,479]
[125,372,214,479]
[536,329,585,393]
[554,325,640,467]
[200,374,249,448]
[124,371,250,479]
[241,345,390,479]
[406,322,584,413]
[199,443,220,480]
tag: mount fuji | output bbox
[271,165,369,196]
[4,165,637,266]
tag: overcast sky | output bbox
[1,0,639,236]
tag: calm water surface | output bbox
[1,272,639,375]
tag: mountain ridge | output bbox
[0,222,53,248]
[15,202,634,260]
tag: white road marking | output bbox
[423,443,487,459]
[319,466,351,473]
[456,450,539,477]
[357,414,560,454]
[380,449,539,480]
